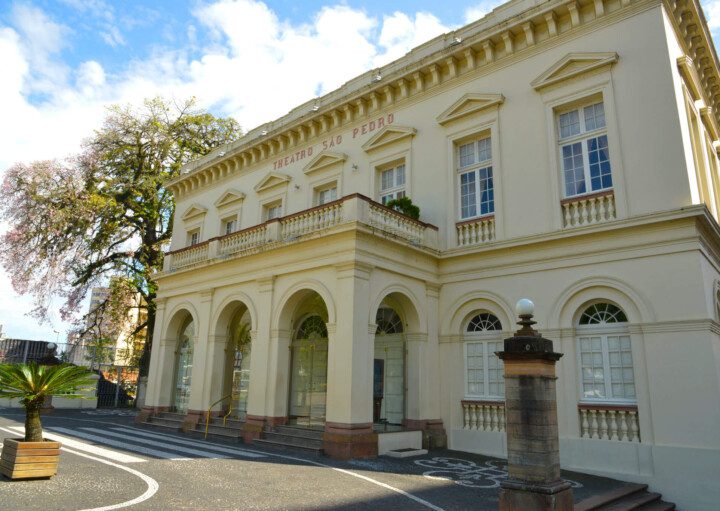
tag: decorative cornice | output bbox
[167,0,662,199]
[181,204,208,221]
[361,125,417,152]
[303,151,347,175]
[253,172,291,193]
[531,52,619,90]
[214,189,246,209]
[436,93,504,125]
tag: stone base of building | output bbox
[181,410,203,432]
[266,416,288,427]
[241,415,265,443]
[135,405,169,423]
[403,418,447,449]
[499,479,573,511]
[323,422,378,460]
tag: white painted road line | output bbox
[4,426,145,464]
[45,427,189,460]
[81,428,231,459]
[110,427,266,458]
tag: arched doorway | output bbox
[224,309,252,420]
[289,315,328,425]
[373,306,405,426]
[173,317,195,414]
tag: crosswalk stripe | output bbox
[46,427,189,460]
[110,427,265,458]
[81,428,231,459]
[5,426,146,463]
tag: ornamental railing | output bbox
[578,403,640,442]
[170,242,210,269]
[461,399,506,432]
[561,191,616,228]
[164,194,438,272]
[456,215,495,247]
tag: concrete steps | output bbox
[254,425,324,453]
[191,415,244,440]
[141,411,184,431]
[575,483,676,511]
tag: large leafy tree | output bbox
[0,97,242,375]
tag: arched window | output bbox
[375,307,404,335]
[297,315,328,340]
[464,311,504,399]
[576,302,635,402]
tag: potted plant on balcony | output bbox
[0,362,95,479]
[384,196,420,220]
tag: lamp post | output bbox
[496,299,573,510]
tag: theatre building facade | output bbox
[142,0,720,508]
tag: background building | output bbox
[143,0,720,508]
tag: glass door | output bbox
[173,320,194,414]
[289,316,328,425]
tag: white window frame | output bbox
[187,229,200,246]
[576,322,636,405]
[463,333,504,400]
[265,201,283,221]
[316,184,338,206]
[221,215,238,236]
[379,162,406,205]
[457,135,495,220]
[557,99,613,198]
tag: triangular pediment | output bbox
[303,152,347,175]
[214,189,246,209]
[436,93,505,126]
[531,52,618,90]
[362,125,417,152]
[181,204,208,221]
[254,172,291,193]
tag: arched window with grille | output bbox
[463,312,504,399]
[576,302,635,402]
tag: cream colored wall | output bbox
[169,5,695,253]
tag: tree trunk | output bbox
[139,292,156,377]
[24,402,43,442]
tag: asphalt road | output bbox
[0,409,627,511]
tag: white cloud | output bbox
[463,1,506,24]
[703,0,720,30]
[0,0,453,339]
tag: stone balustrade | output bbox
[561,191,616,228]
[456,216,495,246]
[281,202,344,239]
[578,403,640,442]
[164,194,438,272]
[169,243,210,269]
[461,400,506,432]
[219,224,268,257]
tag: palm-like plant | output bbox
[0,362,95,442]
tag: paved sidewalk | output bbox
[0,409,629,511]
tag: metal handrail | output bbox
[204,393,233,439]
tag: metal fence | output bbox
[0,338,139,408]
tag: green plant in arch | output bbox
[0,362,95,442]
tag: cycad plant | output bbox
[0,362,95,442]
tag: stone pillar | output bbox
[184,289,214,431]
[497,299,573,511]
[323,262,376,459]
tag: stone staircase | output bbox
[189,416,244,441]
[575,483,675,511]
[254,424,324,454]
[141,411,184,431]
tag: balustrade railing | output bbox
[461,400,506,432]
[281,202,343,239]
[171,243,209,269]
[165,194,437,271]
[219,224,267,256]
[578,403,640,442]
[456,216,495,246]
[561,191,616,228]
[368,203,425,243]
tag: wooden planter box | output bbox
[0,438,61,480]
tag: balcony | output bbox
[561,191,616,228]
[456,215,495,247]
[461,399,506,432]
[578,403,640,442]
[164,194,438,272]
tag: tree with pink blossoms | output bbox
[0,97,242,375]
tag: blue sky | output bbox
[1,0,720,342]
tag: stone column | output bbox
[323,262,376,459]
[138,299,172,422]
[497,299,573,511]
[183,289,214,431]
